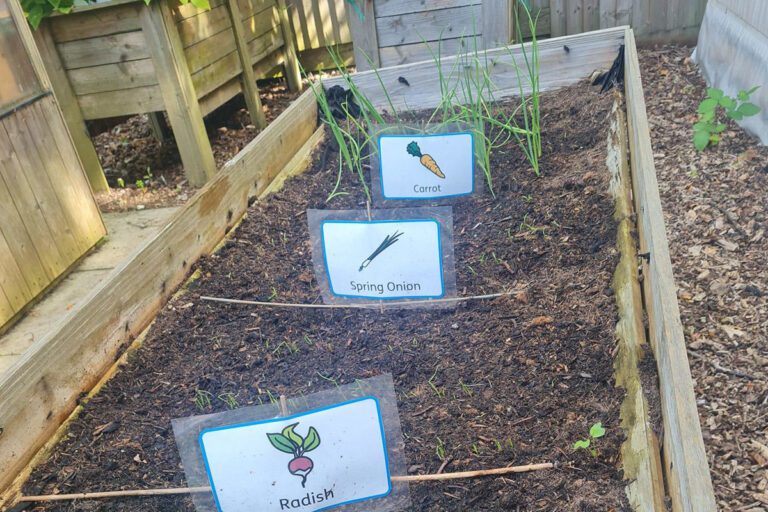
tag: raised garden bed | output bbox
[0,27,716,512]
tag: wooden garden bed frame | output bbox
[0,26,715,511]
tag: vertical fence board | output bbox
[549,0,566,36]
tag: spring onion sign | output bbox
[376,132,475,200]
[199,397,391,512]
[319,218,444,300]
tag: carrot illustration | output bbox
[406,141,445,179]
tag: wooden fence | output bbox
[287,0,353,68]
[347,0,707,69]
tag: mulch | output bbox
[92,81,299,213]
[21,80,632,511]
[639,46,768,510]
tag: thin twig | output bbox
[17,463,554,502]
[201,292,510,309]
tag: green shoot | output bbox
[573,422,607,457]
[217,392,239,410]
[194,389,212,410]
[694,86,760,150]
[436,437,446,460]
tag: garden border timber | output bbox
[0,27,716,511]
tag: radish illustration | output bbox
[267,423,321,487]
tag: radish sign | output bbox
[267,423,321,487]
[197,397,392,512]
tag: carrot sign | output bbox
[375,131,474,201]
[406,141,445,178]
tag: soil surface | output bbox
[640,46,768,511]
[23,81,631,511]
[92,81,298,213]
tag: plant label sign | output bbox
[199,397,390,512]
[376,131,475,201]
[308,208,456,305]
[322,219,442,300]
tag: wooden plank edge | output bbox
[607,95,666,512]
[0,88,319,498]
[258,125,325,199]
[622,27,717,512]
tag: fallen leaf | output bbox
[527,316,554,327]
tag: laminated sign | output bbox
[307,208,456,304]
[374,129,476,201]
[199,397,391,512]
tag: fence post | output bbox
[277,0,303,92]
[33,22,110,193]
[483,0,513,48]
[225,0,267,128]
[346,0,379,70]
[140,1,216,187]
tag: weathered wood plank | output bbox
[34,22,109,192]
[57,31,149,70]
[327,26,625,111]
[192,32,282,98]
[0,89,318,496]
[78,85,165,118]
[172,0,226,21]
[225,0,267,128]
[346,0,379,70]
[6,114,84,262]
[184,27,237,74]
[67,59,158,95]
[549,0,566,37]
[0,179,40,305]
[483,0,512,48]
[27,98,106,250]
[18,101,98,256]
[375,0,479,18]
[141,0,216,186]
[615,0,632,26]
[240,6,280,43]
[623,27,716,512]
[581,0,600,31]
[49,3,142,43]
[176,4,232,48]
[35,96,106,247]
[0,121,66,283]
[237,0,275,19]
[277,0,302,91]
[565,0,582,34]
[298,42,353,70]
[379,37,467,67]
[599,0,618,28]
[376,4,482,47]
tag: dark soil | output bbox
[93,81,299,213]
[23,81,630,511]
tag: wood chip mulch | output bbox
[639,46,768,511]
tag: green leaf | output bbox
[693,130,710,150]
[282,423,303,448]
[712,123,727,133]
[737,102,760,117]
[710,134,720,144]
[729,110,744,121]
[27,5,44,29]
[589,422,606,439]
[706,87,723,100]
[303,426,321,452]
[746,85,761,96]
[699,110,715,123]
[267,433,296,454]
[718,96,735,109]
[573,439,590,450]
[697,98,718,114]
[190,0,210,10]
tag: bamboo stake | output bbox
[17,463,554,502]
[200,291,510,309]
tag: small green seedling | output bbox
[573,422,606,457]
[435,437,446,460]
[116,178,125,188]
[694,87,761,150]
[194,389,212,410]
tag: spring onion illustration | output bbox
[359,231,403,271]
[267,423,321,488]
[406,141,445,178]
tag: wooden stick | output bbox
[17,463,554,502]
[200,292,510,309]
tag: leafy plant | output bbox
[694,87,760,150]
[573,422,606,457]
[22,0,210,30]
[267,423,321,487]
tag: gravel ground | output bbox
[639,46,768,511]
